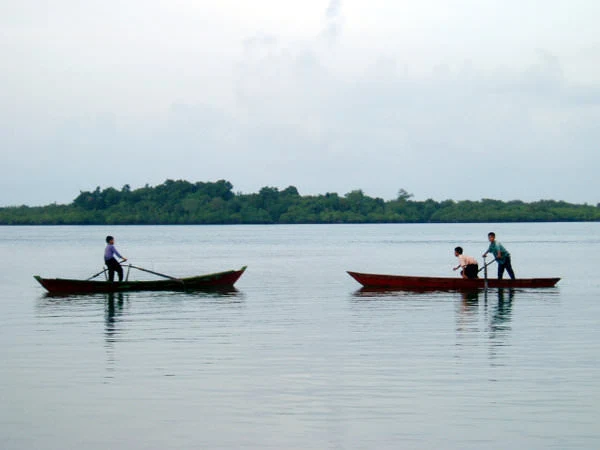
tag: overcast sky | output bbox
[2,0,599,206]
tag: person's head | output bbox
[106,235,114,244]
[488,232,496,242]
[454,246,463,256]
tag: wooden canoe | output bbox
[347,271,560,290]
[35,266,247,295]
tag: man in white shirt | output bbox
[453,246,479,279]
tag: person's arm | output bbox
[453,256,464,270]
[114,247,126,261]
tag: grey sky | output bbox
[2,0,599,206]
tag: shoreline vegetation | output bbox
[1,179,599,225]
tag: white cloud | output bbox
[1,0,599,205]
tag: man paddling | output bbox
[104,236,127,282]
[483,232,515,280]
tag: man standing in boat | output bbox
[453,247,479,279]
[483,232,515,280]
[104,236,127,282]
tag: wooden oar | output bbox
[126,264,181,281]
[482,256,491,289]
[88,259,128,281]
[87,268,108,281]
[478,258,496,273]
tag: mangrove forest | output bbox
[0,179,599,225]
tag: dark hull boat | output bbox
[347,271,560,290]
[35,266,247,295]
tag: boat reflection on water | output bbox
[41,285,242,299]
[37,287,244,353]
[352,286,445,298]
[455,289,514,328]
[103,288,242,340]
[102,289,244,379]
[454,288,516,361]
[353,286,517,355]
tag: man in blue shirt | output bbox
[104,236,127,282]
[483,232,515,279]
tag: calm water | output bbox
[1,223,599,450]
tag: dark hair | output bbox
[455,246,463,254]
[488,232,496,238]
[106,236,114,243]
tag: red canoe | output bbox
[35,266,247,295]
[347,271,560,290]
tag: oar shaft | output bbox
[127,264,180,281]
[87,268,108,280]
[478,258,496,272]
[483,256,488,289]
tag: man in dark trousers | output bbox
[104,236,127,282]
[483,232,515,279]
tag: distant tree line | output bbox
[0,179,599,225]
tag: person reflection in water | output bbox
[453,246,479,279]
[490,288,515,335]
[105,292,124,329]
[104,236,127,282]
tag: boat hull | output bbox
[35,267,247,295]
[347,271,560,290]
